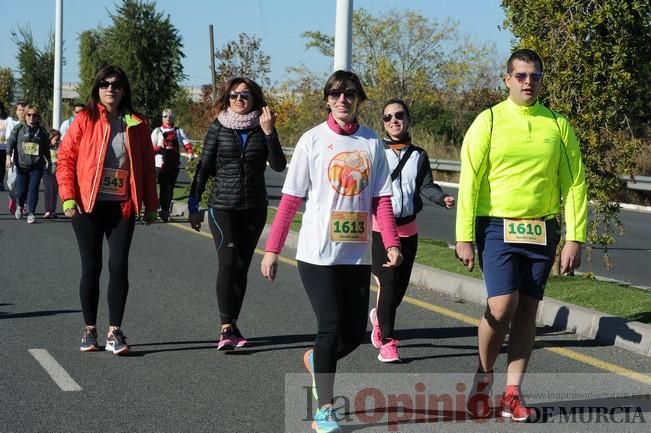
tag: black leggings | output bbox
[71,201,135,327]
[298,261,370,407]
[208,207,267,325]
[157,168,179,214]
[371,231,418,340]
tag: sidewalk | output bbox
[172,201,651,358]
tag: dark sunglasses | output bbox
[229,91,251,101]
[510,72,544,83]
[25,113,40,118]
[382,111,406,123]
[98,80,123,90]
[327,90,358,101]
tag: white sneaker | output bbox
[27,213,36,224]
[15,208,23,220]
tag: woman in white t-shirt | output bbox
[261,70,403,433]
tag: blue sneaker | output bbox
[312,407,342,433]
[304,349,317,400]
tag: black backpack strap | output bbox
[390,145,416,181]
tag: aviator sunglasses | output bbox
[510,72,544,83]
[382,111,406,123]
[229,91,251,101]
[98,80,123,90]
[327,89,358,101]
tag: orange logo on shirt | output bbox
[328,151,370,196]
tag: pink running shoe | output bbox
[8,197,16,215]
[369,308,382,348]
[378,338,400,363]
[217,327,236,350]
[232,326,248,348]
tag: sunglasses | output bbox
[229,91,251,101]
[99,80,123,90]
[382,111,406,123]
[510,72,544,83]
[26,113,40,118]
[327,90,358,101]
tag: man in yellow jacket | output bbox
[455,49,587,422]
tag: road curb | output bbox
[173,201,651,357]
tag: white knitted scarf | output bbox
[217,108,260,130]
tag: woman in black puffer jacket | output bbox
[188,77,286,350]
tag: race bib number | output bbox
[503,218,547,245]
[50,149,58,163]
[99,168,129,195]
[330,211,368,243]
[22,141,40,156]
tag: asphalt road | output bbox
[1,201,651,432]
[264,169,651,289]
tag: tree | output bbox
[77,29,105,104]
[502,0,651,267]
[78,0,186,121]
[0,67,15,109]
[11,25,55,124]
[214,33,271,87]
[301,8,502,153]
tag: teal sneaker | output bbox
[303,349,318,400]
[311,407,342,433]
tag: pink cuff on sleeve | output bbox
[265,194,303,253]
[373,196,400,249]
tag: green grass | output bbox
[266,208,651,323]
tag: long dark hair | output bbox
[0,101,6,120]
[215,77,266,114]
[87,65,134,120]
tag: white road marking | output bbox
[29,349,82,391]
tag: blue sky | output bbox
[0,0,514,86]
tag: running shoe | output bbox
[232,326,248,348]
[80,327,99,352]
[8,197,16,214]
[501,391,534,422]
[303,349,318,400]
[377,338,400,363]
[466,370,494,418]
[217,327,236,350]
[43,211,57,219]
[158,210,169,222]
[15,207,22,220]
[27,213,35,224]
[369,308,382,348]
[311,406,342,433]
[106,329,130,355]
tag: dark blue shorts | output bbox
[475,217,561,300]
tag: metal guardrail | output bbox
[278,147,651,192]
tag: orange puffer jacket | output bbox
[56,104,158,217]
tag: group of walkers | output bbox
[1,47,587,433]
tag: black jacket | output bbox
[190,120,286,210]
[7,124,51,170]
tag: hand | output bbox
[455,241,475,272]
[5,158,12,168]
[64,208,79,218]
[261,252,279,281]
[383,247,403,268]
[560,241,582,274]
[259,106,276,136]
[443,196,455,209]
[189,212,202,231]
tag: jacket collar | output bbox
[96,103,143,127]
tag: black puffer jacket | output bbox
[190,119,286,210]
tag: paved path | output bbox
[1,210,650,432]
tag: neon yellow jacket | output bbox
[456,98,587,242]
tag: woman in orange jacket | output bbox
[57,65,158,355]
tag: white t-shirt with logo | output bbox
[282,122,392,266]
